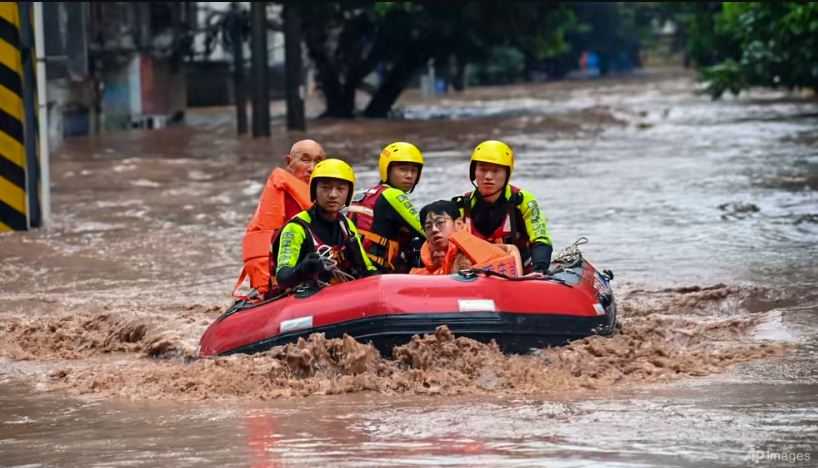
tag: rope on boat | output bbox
[459,267,570,285]
[551,236,588,269]
[316,245,357,287]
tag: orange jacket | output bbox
[410,230,521,276]
[234,168,312,297]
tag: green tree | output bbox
[467,6,577,85]
[643,2,737,67]
[563,2,655,75]
[701,2,818,99]
[300,2,576,118]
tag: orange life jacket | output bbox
[233,168,311,298]
[410,230,521,276]
[347,184,402,270]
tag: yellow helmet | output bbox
[378,141,424,192]
[310,158,356,206]
[469,140,514,183]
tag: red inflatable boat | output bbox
[199,257,616,357]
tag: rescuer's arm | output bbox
[275,223,325,288]
[382,188,426,237]
[519,190,554,272]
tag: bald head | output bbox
[285,139,325,183]
[289,139,324,156]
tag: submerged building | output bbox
[45,2,193,144]
[44,2,290,147]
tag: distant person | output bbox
[452,140,553,274]
[586,51,601,77]
[410,200,521,276]
[234,139,325,298]
[273,159,375,289]
[579,51,589,71]
[348,142,426,273]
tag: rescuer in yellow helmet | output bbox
[453,140,554,274]
[347,141,426,273]
[273,159,375,289]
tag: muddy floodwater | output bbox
[1,69,817,467]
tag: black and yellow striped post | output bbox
[0,2,38,232]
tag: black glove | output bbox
[298,252,327,276]
[276,253,328,289]
[531,243,553,274]
[407,236,425,268]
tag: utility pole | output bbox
[229,3,247,135]
[283,4,305,131]
[250,2,270,137]
[18,3,42,228]
[32,3,49,227]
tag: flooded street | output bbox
[1,68,817,466]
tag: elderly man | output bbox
[234,139,326,298]
[410,200,521,276]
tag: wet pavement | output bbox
[1,68,817,466]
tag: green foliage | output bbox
[645,2,737,67]
[300,2,581,116]
[559,2,654,75]
[685,3,740,67]
[701,2,818,99]
[700,59,746,97]
[298,2,698,115]
[507,6,579,61]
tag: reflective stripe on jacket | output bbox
[457,185,552,266]
[275,209,375,279]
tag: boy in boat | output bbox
[453,140,553,274]
[410,200,522,276]
[273,159,376,289]
[348,142,426,273]
[235,139,325,298]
